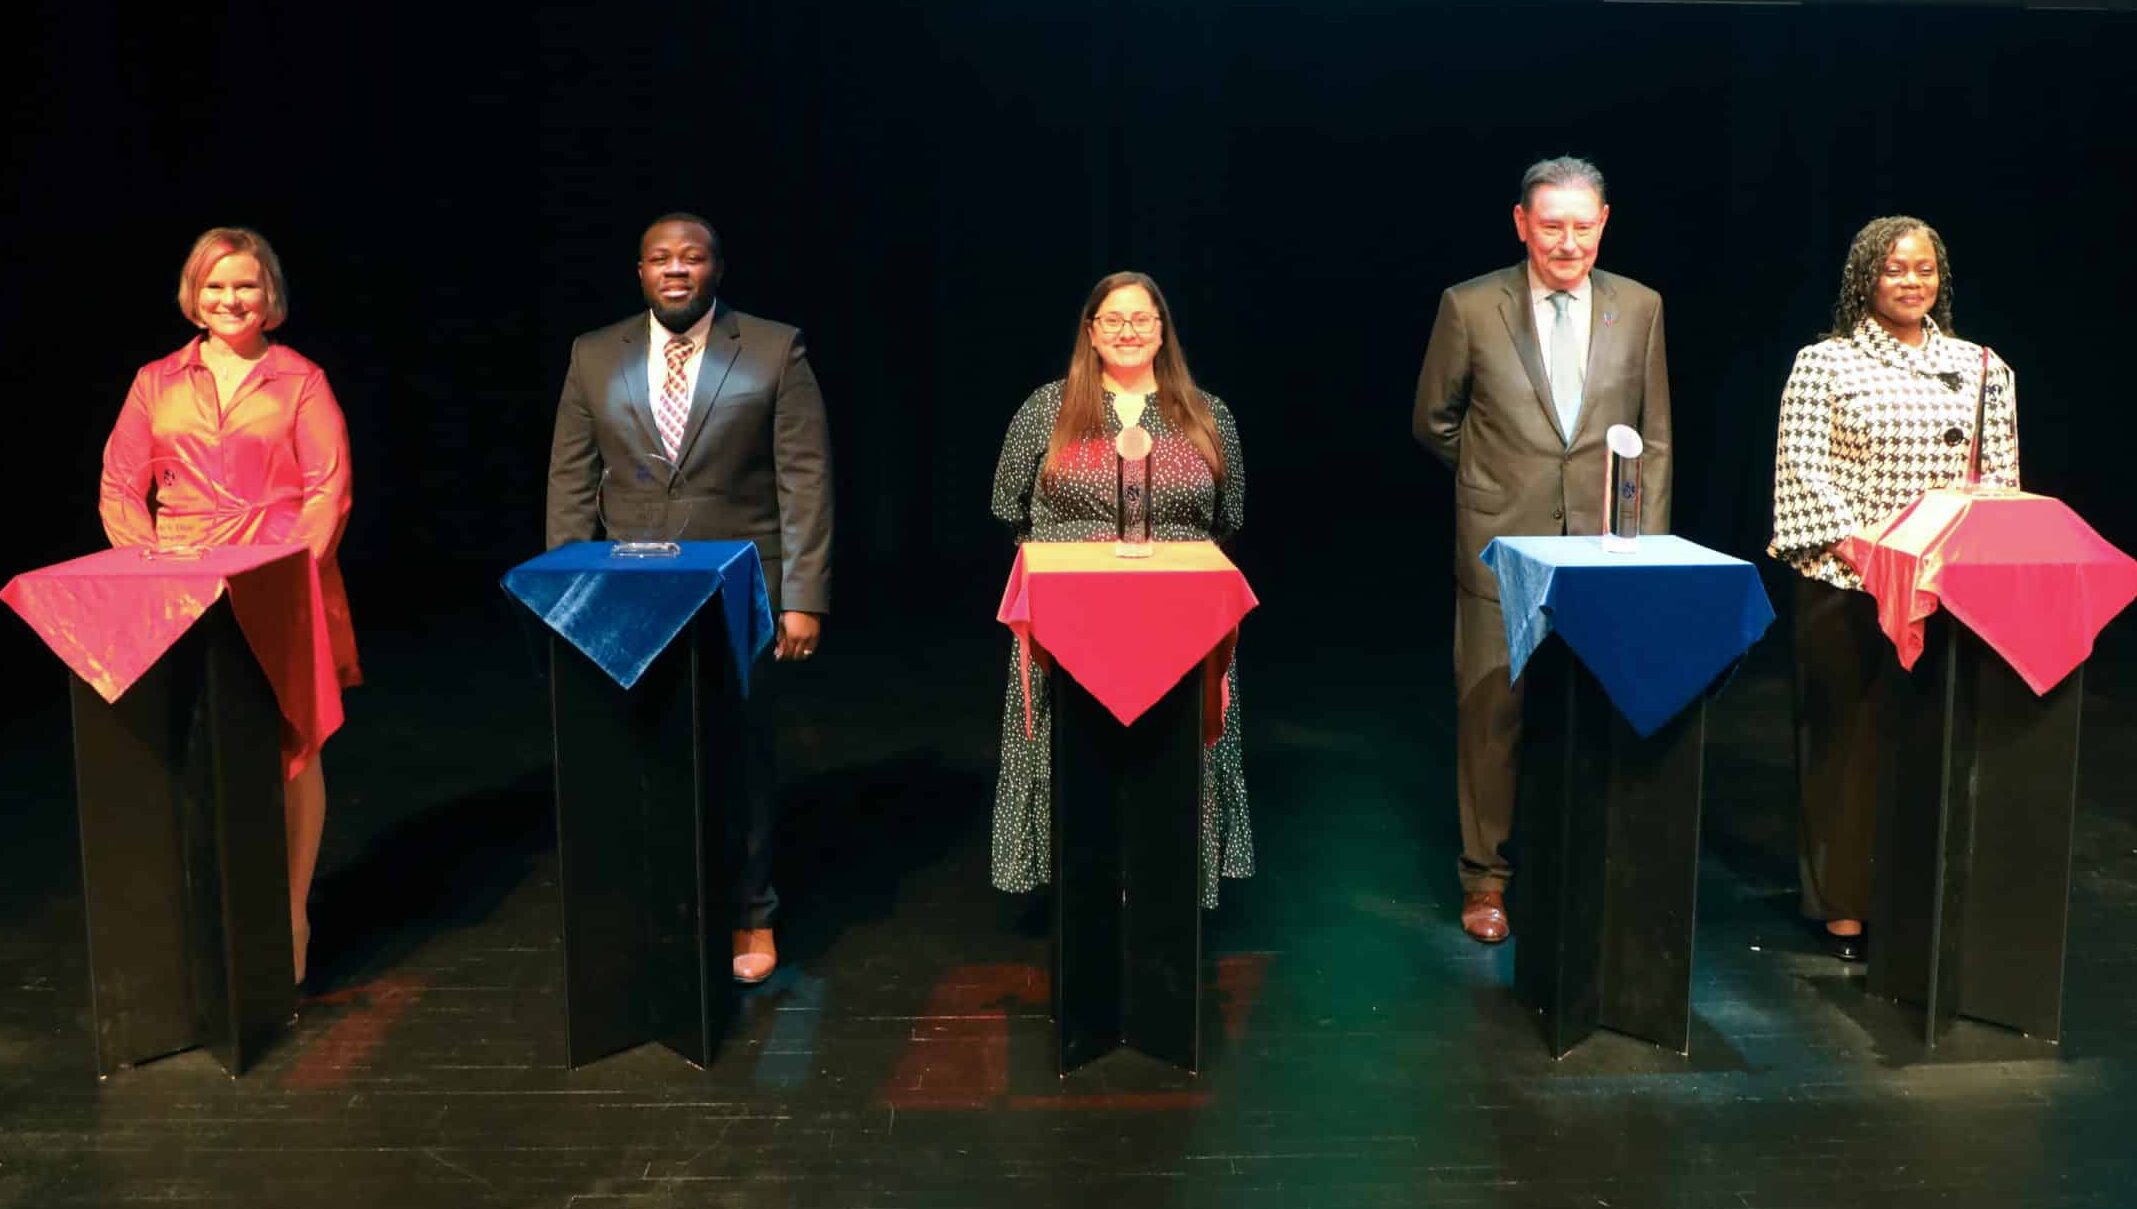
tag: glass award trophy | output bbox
[600,456,687,558]
[1602,424,1643,554]
[1960,345,2020,497]
[139,456,209,560]
[1115,424,1154,558]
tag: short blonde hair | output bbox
[176,227,289,331]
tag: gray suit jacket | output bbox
[546,301,834,613]
[1413,264,1671,600]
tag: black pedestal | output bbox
[1871,614,2082,1044]
[68,596,294,1077]
[1514,638,1706,1058]
[1050,663,1205,1075]
[550,615,746,1069]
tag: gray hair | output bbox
[1519,156,1607,207]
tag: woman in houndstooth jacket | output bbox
[1767,215,2020,962]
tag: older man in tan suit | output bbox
[1412,157,1672,943]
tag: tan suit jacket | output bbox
[1413,265,1672,599]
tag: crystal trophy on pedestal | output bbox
[139,456,210,560]
[1115,424,1154,558]
[1960,345,2020,497]
[601,455,688,558]
[1602,424,1643,554]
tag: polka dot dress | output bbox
[988,380,1253,908]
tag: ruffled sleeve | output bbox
[991,383,1061,541]
[1768,343,1856,561]
[1208,395,1245,543]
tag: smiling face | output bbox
[1089,284,1164,380]
[1870,228,1940,339]
[638,219,720,332]
[196,252,269,350]
[1513,183,1609,292]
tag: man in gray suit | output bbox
[547,212,833,983]
[1412,157,1671,943]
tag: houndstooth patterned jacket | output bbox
[1768,317,2019,590]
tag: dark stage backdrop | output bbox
[4,1,2133,653]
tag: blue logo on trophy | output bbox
[1603,424,1643,553]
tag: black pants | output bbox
[1790,576,1891,923]
[733,655,780,929]
[734,555,787,930]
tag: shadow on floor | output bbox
[305,767,554,993]
[770,747,992,964]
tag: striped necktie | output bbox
[657,335,693,460]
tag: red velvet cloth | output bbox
[1,544,345,777]
[996,541,1258,744]
[1837,488,2137,694]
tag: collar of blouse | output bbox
[1854,315,1972,378]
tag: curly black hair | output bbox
[1827,215,1954,339]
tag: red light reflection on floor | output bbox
[880,953,1270,1111]
[282,974,427,1091]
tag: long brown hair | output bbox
[1045,271,1226,482]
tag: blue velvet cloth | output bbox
[1480,535,1775,737]
[501,541,775,692]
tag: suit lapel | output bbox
[1570,273,1622,447]
[677,303,741,470]
[613,318,664,457]
[1495,267,1562,442]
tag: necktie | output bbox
[1548,291,1583,444]
[657,335,692,461]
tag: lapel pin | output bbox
[1601,312,1616,327]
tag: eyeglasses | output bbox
[1093,312,1161,336]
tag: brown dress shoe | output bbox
[1461,891,1511,944]
[732,928,777,984]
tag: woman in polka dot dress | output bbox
[988,271,1252,908]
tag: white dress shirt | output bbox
[646,306,718,414]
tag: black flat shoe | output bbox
[1813,921,1865,963]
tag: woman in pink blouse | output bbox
[99,227,360,985]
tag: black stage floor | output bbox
[2,559,2133,1209]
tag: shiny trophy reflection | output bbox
[1961,345,2020,497]
[1115,424,1153,558]
[1602,424,1643,554]
[600,456,689,559]
[139,456,210,560]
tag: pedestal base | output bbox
[551,615,746,1069]
[1050,664,1204,1075]
[69,596,294,1077]
[1871,615,2081,1044]
[1514,638,1705,1058]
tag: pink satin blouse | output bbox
[98,338,361,688]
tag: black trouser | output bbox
[1791,576,1890,923]
[733,555,787,931]
[734,657,780,929]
